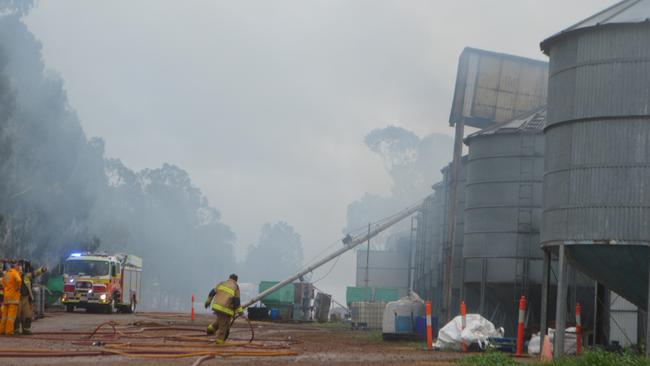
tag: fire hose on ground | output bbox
[0,318,298,362]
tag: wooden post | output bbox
[443,118,465,322]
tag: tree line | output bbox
[0,4,304,310]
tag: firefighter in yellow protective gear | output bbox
[0,261,7,316]
[0,260,7,303]
[204,273,243,344]
[0,261,6,333]
[0,261,22,336]
[15,261,47,335]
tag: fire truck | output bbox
[62,253,142,313]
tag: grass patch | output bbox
[401,340,428,350]
[366,330,384,342]
[550,349,650,366]
[457,351,518,366]
[457,349,650,366]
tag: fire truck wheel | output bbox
[129,297,137,313]
[66,305,74,313]
[106,298,116,314]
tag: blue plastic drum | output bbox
[270,308,280,320]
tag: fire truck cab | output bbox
[62,253,142,313]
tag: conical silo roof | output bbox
[541,0,650,54]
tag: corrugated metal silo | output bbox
[541,0,650,312]
[463,108,546,335]
[540,0,650,353]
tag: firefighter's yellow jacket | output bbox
[2,268,22,304]
[21,267,46,301]
[207,278,242,316]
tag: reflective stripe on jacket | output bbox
[211,279,240,316]
[21,273,32,297]
[2,268,22,303]
[211,302,234,316]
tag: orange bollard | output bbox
[576,303,582,355]
[426,301,433,350]
[516,296,526,357]
[460,301,468,352]
[540,335,553,362]
[191,293,195,321]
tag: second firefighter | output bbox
[204,274,243,344]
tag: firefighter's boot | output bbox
[21,318,32,335]
[206,324,216,335]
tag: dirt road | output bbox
[0,310,464,366]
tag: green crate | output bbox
[374,288,399,303]
[46,275,64,293]
[259,281,295,305]
[346,286,372,305]
[46,275,64,304]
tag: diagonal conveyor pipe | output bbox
[242,202,423,309]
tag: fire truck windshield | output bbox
[64,260,110,276]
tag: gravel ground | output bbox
[0,310,466,366]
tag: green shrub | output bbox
[457,352,517,366]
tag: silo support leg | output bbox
[594,282,610,346]
[554,244,568,359]
[540,249,551,336]
[646,250,650,357]
[479,258,487,315]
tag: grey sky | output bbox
[25,0,614,301]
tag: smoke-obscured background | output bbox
[0,0,612,308]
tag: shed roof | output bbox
[464,106,546,143]
[541,0,650,53]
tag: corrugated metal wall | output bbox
[413,183,444,315]
[463,131,545,334]
[543,23,650,245]
[610,294,637,347]
[355,250,409,292]
[412,157,467,320]
[440,157,467,317]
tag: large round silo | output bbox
[540,4,650,309]
[413,184,443,311]
[463,108,546,335]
